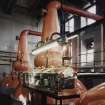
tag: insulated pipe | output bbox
[42,1,103,41]
[13,30,42,72]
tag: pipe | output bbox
[62,5,103,21]
[13,30,42,72]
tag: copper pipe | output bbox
[28,30,42,36]
[13,30,42,72]
[62,5,103,21]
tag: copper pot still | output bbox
[34,1,62,67]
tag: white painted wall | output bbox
[0,12,42,52]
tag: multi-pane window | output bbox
[81,38,94,66]
[81,5,96,27]
[87,5,96,25]
[65,18,74,32]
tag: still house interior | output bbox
[0,0,105,105]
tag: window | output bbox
[65,18,74,32]
[81,17,87,28]
[87,5,96,14]
[87,5,96,25]
[81,5,96,27]
[81,38,94,66]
